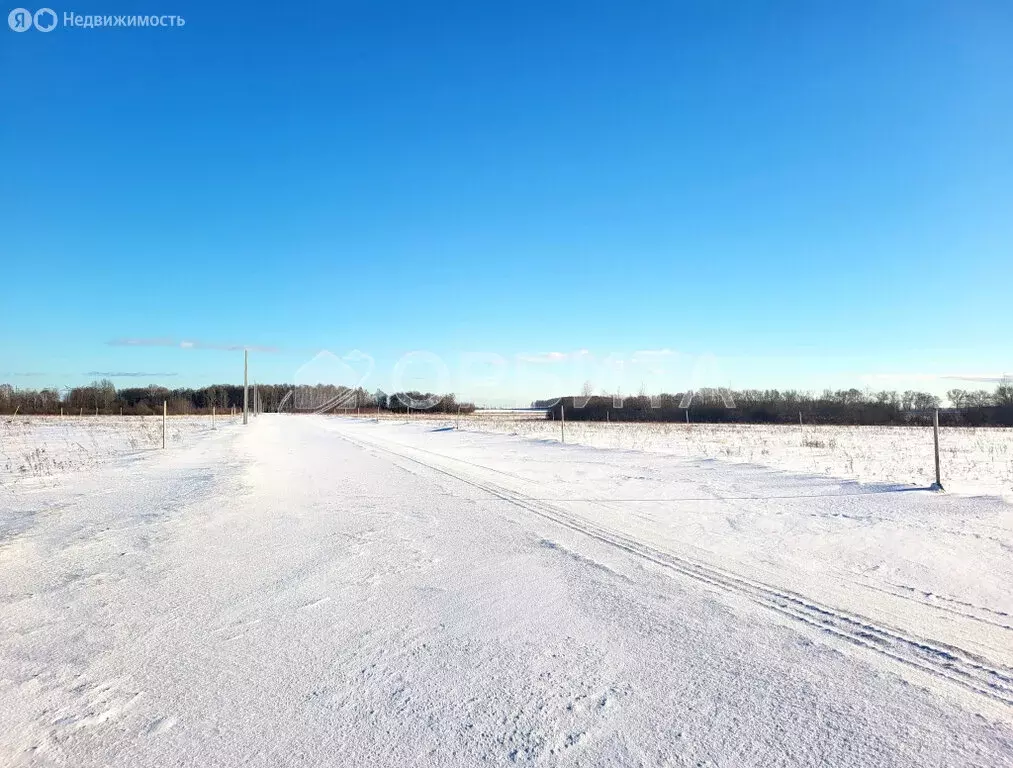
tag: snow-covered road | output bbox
[2,415,1011,766]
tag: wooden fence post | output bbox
[933,409,943,489]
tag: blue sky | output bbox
[2,1,1011,404]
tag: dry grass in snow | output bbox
[0,414,239,491]
[457,417,1013,499]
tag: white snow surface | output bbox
[1,415,1011,767]
[463,416,1013,501]
[0,415,241,492]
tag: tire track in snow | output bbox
[858,582,1013,633]
[332,427,1013,712]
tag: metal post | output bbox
[162,400,167,449]
[243,350,249,425]
[933,409,942,489]
[561,403,565,444]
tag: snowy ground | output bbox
[0,415,236,493]
[1,415,1011,766]
[460,416,1013,500]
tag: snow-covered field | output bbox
[460,416,1013,500]
[5,414,1011,501]
[0,415,238,493]
[1,415,1011,766]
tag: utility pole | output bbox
[243,349,249,425]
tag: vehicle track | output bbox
[859,582,1013,633]
[334,427,1013,710]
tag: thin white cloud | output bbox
[109,338,280,353]
[516,351,568,363]
[631,348,676,360]
[860,372,1010,385]
[940,373,1011,383]
[516,350,591,364]
[860,373,947,383]
[85,371,179,378]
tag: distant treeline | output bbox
[4,381,1011,425]
[536,386,1013,427]
[0,380,475,416]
